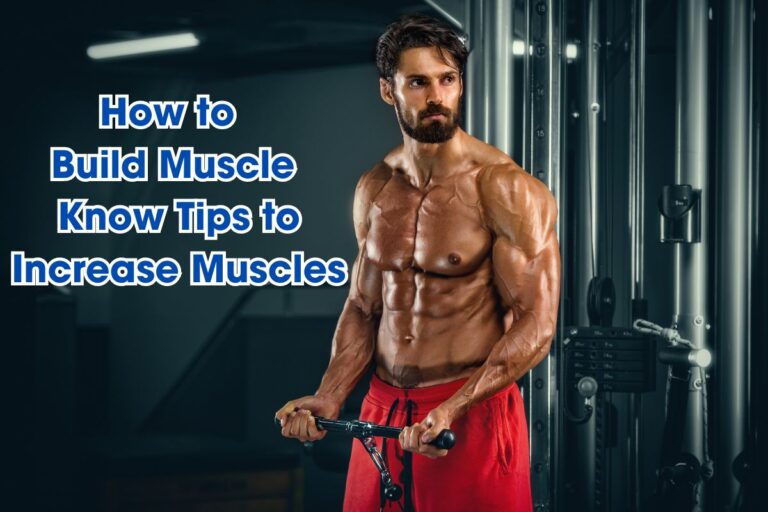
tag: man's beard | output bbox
[395,100,461,144]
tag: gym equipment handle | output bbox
[274,415,456,450]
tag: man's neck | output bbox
[400,129,469,189]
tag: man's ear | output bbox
[379,78,395,106]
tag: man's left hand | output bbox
[399,405,454,459]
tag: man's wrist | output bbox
[439,398,467,423]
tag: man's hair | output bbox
[376,14,468,81]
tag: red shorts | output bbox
[342,374,532,512]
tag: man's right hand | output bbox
[275,395,342,443]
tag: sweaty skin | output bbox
[276,46,561,458]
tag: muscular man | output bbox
[276,14,560,511]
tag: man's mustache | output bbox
[419,105,452,120]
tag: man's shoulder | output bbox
[476,161,547,203]
[355,161,393,202]
[476,161,558,246]
[462,137,540,196]
[351,161,395,239]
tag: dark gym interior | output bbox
[2,0,765,510]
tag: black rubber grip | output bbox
[432,429,456,450]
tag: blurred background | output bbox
[1,0,765,511]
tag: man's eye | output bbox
[443,75,456,84]
[410,79,426,87]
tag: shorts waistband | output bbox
[366,373,470,409]
[366,373,520,410]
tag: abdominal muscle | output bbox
[373,259,506,388]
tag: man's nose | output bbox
[426,83,443,105]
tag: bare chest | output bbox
[365,173,492,276]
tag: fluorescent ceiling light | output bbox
[87,32,200,60]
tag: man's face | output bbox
[382,46,463,144]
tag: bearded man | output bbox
[276,14,561,512]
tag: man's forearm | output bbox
[441,310,554,420]
[314,300,378,406]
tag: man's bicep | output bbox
[492,233,560,326]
